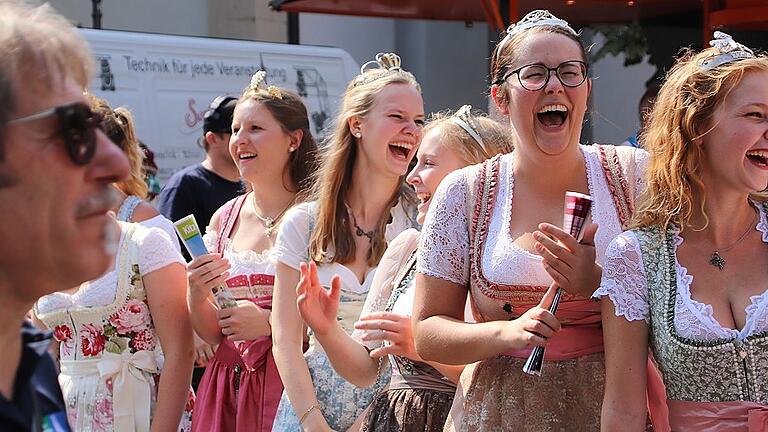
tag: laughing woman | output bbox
[293,106,513,432]
[271,53,421,432]
[597,33,768,431]
[412,10,648,431]
[186,72,317,432]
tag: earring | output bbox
[354,132,362,138]
[289,147,296,152]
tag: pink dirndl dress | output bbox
[191,194,283,432]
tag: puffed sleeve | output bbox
[592,231,651,322]
[416,170,470,286]
[271,202,312,271]
[136,226,185,275]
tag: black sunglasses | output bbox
[5,102,102,165]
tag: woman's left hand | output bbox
[354,312,422,361]
[217,300,271,341]
[533,222,602,297]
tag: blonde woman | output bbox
[90,97,177,241]
[596,32,768,431]
[295,106,513,431]
[271,53,421,431]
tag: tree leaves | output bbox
[590,22,648,66]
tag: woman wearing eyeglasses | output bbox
[412,10,648,431]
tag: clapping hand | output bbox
[354,312,422,361]
[296,261,342,337]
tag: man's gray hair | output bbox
[0,0,95,158]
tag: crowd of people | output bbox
[0,1,767,431]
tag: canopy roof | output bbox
[270,0,768,37]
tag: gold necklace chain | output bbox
[251,193,293,237]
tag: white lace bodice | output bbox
[594,203,768,340]
[36,225,183,314]
[203,229,275,278]
[417,145,647,287]
[272,200,417,295]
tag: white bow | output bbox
[97,350,158,432]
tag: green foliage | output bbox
[590,22,648,66]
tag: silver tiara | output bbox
[249,70,282,99]
[498,10,576,51]
[699,31,755,71]
[353,53,403,87]
[450,105,484,148]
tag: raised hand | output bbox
[186,253,230,305]
[354,312,422,361]
[296,261,342,337]
[218,300,271,341]
[533,222,601,297]
[504,283,562,350]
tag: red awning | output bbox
[269,0,702,26]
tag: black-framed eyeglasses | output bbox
[4,102,103,165]
[499,60,588,91]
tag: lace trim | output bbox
[671,205,768,340]
[415,171,471,285]
[593,231,651,321]
[757,201,768,242]
[597,145,632,227]
[206,229,275,264]
[35,223,138,323]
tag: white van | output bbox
[81,29,359,183]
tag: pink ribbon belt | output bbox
[500,299,603,361]
[667,400,768,432]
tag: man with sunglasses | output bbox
[0,2,130,431]
[157,95,243,259]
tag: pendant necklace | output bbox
[706,211,757,271]
[252,194,293,237]
[345,203,377,242]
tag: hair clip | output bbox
[249,70,283,99]
[353,52,404,87]
[450,105,485,148]
[699,31,755,71]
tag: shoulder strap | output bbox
[306,201,318,260]
[384,249,418,312]
[597,145,634,229]
[116,195,142,222]
[216,193,248,254]
[464,155,501,238]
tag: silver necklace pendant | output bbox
[264,217,275,229]
[709,251,725,271]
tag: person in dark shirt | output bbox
[157,95,244,248]
[157,95,243,386]
[0,2,130,430]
